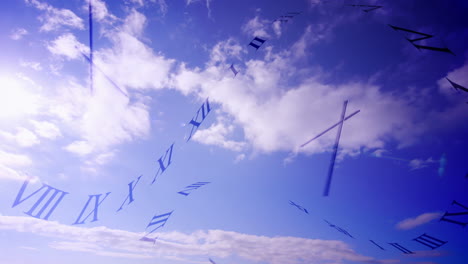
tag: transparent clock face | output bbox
[0,0,467,263]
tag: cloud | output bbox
[192,117,246,152]
[0,150,32,167]
[26,0,84,32]
[209,38,244,65]
[0,165,32,182]
[0,75,42,122]
[44,10,173,159]
[84,0,116,22]
[65,140,94,156]
[96,11,175,91]
[438,59,468,103]
[0,150,36,182]
[122,9,147,37]
[154,0,168,16]
[0,215,398,264]
[408,157,437,170]
[234,153,245,163]
[396,212,443,230]
[272,21,282,38]
[47,33,87,60]
[168,26,467,158]
[20,61,42,71]
[128,0,168,15]
[242,16,271,38]
[19,246,38,251]
[170,35,416,155]
[129,0,145,6]
[81,151,116,173]
[10,28,28,40]
[30,120,62,139]
[186,0,213,17]
[0,128,40,147]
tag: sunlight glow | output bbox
[0,75,40,122]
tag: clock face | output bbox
[0,0,467,264]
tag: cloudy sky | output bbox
[0,0,467,263]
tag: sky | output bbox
[0,0,467,263]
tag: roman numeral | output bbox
[388,24,455,55]
[187,99,212,141]
[324,220,354,238]
[248,37,266,50]
[446,78,468,93]
[412,233,447,250]
[275,15,292,23]
[388,243,413,254]
[350,4,382,13]
[275,19,288,23]
[12,179,68,220]
[289,200,309,214]
[117,175,142,212]
[141,211,173,241]
[79,51,128,97]
[178,182,210,196]
[73,192,111,225]
[139,236,156,244]
[301,109,360,147]
[151,143,175,184]
[88,0,94,93]
[440,200,468,227]
[369,240,385,250]
[230,64,239,77]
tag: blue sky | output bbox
[0,0,467,263]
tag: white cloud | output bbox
[0,128,40,147]
[0,150,32,167]
[186,0,213,17]
[396,212,443,230]
[193,117,246,152]
[85,0,116,22]
[44,10,172,160]
[0,215,398,264]
[95,11,175,91]
[0,165,31,182]
[0,75,41,122]
[58,73,150,158]
[20,61,42,71]
[170,37,416,155]
[242,16,271,38]
[209,38,244,65]
[272,21,282,37]
[123,9,147,37]
[158,0,169,15]
[129,0,168,15]
[19,246,38,251]
[93,151,116,165]
[0,150,36,182]
[408,157,437,170]
[234,153,245,163]
[30,120,62,139]
[65,141,94,156]
[169,27,467,158]
[26,0,84,32]
[129,0,145,6]
[47,33,87,60]
[438,59,468,103]
[10,28,28,40]
[81,151,116,173]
